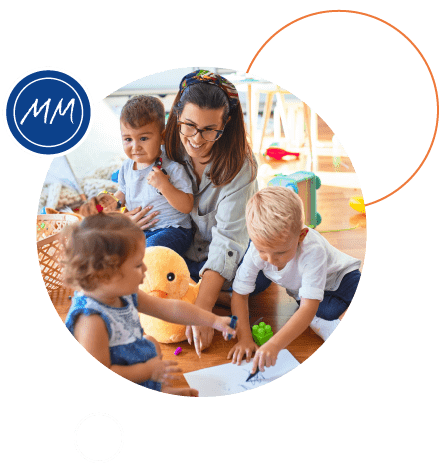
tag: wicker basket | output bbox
[36,214,80,293]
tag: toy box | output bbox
[268,171,322,228]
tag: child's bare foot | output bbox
[162,386,199,397]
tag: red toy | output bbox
[155,157,167,174]
[154,157,168,195]
[265,147,300,161]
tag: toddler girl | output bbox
[62,199,235,395]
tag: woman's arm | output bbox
[230,291,253,343]
[226,249,261,364]
[185,270,226,357]
[227,291,258,364]
[194,269,225,312]
[186,171,258,354]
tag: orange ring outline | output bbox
[247,10,439,207]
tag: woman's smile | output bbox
[178,103,224,161]
[188,141,203,149]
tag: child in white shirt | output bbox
[114,95,194,256]
[229,186,361,374]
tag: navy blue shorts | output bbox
[315,269,361,320]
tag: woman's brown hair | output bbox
[165,82,256,186]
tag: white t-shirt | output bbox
[232,228,361,301]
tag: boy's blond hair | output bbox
[246,187,304,243]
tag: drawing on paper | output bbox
[183,349,300,397]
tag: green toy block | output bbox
[252,322,273,346]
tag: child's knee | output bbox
[316,296,348,321]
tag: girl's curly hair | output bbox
[61,198,144,291]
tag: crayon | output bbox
[246,367,260,382]
[228,315,237,340]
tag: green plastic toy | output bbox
[252,322,274,346]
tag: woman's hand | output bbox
[148,358,181,386]
[227,338,258,365]
[126,205,159,231]
[185,326,214,358]
[185,316,236,357]
[185,270,225,357]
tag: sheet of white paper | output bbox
[183,349,300,397]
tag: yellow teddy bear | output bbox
[139,246,201,343]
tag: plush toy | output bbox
[41,192,124,220]
[139,246,201,343]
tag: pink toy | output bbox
[174,347,183,355]
[265,147,300,161]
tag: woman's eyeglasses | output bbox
[177,121,224,142]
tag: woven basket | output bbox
[36,214,80,293]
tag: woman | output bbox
[130,70,270,355]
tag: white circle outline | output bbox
[2,65,94,159]
[74,412,124,463]
[13,77,84,148]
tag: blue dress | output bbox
[65,291,161,391]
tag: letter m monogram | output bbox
[20,98,75,125]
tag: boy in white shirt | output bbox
[229,186,361,374]
[114,95,194,256]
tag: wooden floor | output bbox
[48,155,366,393]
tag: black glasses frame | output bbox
[177,121,225,142]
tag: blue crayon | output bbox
[228,315,237,340]
[246,367,260,382]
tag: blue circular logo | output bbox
[6,70,91,155]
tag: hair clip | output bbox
[96,204,104,213]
